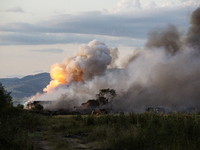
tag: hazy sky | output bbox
[0,0,199,78]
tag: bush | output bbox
[17,104,24,109]
[84,115,95,126]
[0,108,46,150]
[34,103,43,110]
[0,82,12,111]
[96,88,116,106]
[83,112,200,149]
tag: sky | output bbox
[0,0,199,78]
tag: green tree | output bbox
[0,82,12,111]
[96,88,117,106]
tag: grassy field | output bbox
[1,108,200,150]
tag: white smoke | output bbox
[44,39,112,92]
[27,7,200,112]
[34,45,200,112]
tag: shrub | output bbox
[84,115,95,126]
[96,88,116,106]
[34,103,43,110]
[17,104,24,109]
[0,82,12,111]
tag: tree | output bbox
[16,104,24,109]
[0,82,12,111]
[96,88,117,106]
[34,103,43,110]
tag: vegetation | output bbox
[2,109,200,149]
[96,88,117,106]
[0,82,12,111]
[16,104,24,109]
[33,103,44,110]
[0,82,38,149]
[1,83,200,149]
[0,108,48,150]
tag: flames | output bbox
[25,7,200,112]
[43,62,84,92]
[43,40,111,93]
[26,40,111,108]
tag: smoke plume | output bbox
[186,7,200,48]
[145,24,181,55]
[44,40,111,92]
[27,7,200,112]
[121,48,143,68]
[108,47,119,69]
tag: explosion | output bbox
[26,7,200,113]
[43,40,111,92]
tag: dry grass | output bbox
[1,108,200,150]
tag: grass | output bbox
[0,107,47,150]
[1,108,200,150]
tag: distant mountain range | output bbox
[0,73,51,100]
[0,69,124,101]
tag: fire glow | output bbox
[43,40,111,92]
[26,7,200,112]
[43,63,83,92]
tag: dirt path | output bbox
[32,136,53,150]
[30,128,93,150]
[31,134,93,150]
[29,127,54,150]
[66,137,92,150]
[31,132,125,150]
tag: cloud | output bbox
[0,32,144,47]
[108,0,199,13]
[30,48,64,53]
[111,0,141,12]
[6,75,24,78]
[181,0,189,2]
[34,70,45,73]
[0,33,95,45]
[142,1,157,9]
[161,1,176,7]
[0,0,198,46]
[5,6,25,13]
[0,8,190,38]
[181,0,199,5]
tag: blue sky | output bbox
[0,0,199,78]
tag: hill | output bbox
[0,73,51,100]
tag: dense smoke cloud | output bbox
[121,48,143,68]
[108,47,119,69]
[27,7,200,112]
[145,24,181,55]
[44,40,112,92]
[114,48,200,112]
[186,7,200,48]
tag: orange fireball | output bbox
[44,63,84,92]
[50,63,67,83]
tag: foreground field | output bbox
[1,108,200,150]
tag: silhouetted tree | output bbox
[16,104,24,109]
[96,88,116,106]
[0,82,12,111]
[34,103,43,110]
